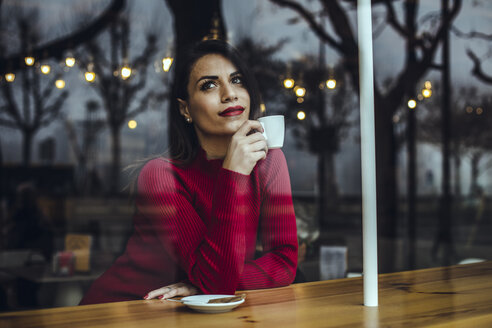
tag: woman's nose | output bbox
[221,84,238,102]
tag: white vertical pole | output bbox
[357,0,379,307]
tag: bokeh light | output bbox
[55,79,65,89]
[283,78,294,89]
[5,73,15,82]
[162,57,173,72]
[85,71,96,82]
[65,57,76,67]
[326,79,336,89]
[128,120,137,129]
[25,57,35,66]
[40,65,51,74]
[295,86,306,97]
[422,88,432,98]
[121,66,132,80]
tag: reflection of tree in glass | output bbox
[76,14,158,194]
[284,58,356,226]
[0,9,68,166]
[451,24,492,85]
[419,86,492,196]
[0,0,125,75]
[270,0,463,271]
[467,50,492,84]
[64,100,105,195]
[460,41,492,193]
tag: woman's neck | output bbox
[198,135,231,160]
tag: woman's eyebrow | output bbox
[196,75,218,84]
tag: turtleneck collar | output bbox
[195,147,224,174]
[197,146,225,162]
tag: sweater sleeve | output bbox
[136,159,249,295]
[237,150,298,289]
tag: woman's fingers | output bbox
[236,120,264,136]
[230,120,266,148]
[144,282,199,300]
[246,130,266,143]
[144,286,171,300]
[145,284,178,300]
[174,283,198,297]
[250,139,268,155]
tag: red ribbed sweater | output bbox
[80,148,298,305]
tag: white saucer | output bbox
[181,295,245,314]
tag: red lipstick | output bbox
[219,106,244,117]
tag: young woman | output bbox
[80,40,298,304]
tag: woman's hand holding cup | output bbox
[223,120,268,175]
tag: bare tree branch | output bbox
[0,117,17,127]
[373,16,388,38]
[127,91,154,118]
[0,0,125,74]
[32,69,44,126]
[429,63,444,70]
[420,0,462,70]
[40,74,62,101]
[125,77,147,101]
[63,117,83,161]
[132,34,158,69]
[0,83,22,125]
[74,12,158,193]
[388,0,462,105]
[39,91,68,127]
[383,0,409,38]
[321,0,358,54]
[467,49,492,84]
[270,0,344,53]
[451,26,492,40]
[77,41,109,71]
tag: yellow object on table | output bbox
[65,234,92,272]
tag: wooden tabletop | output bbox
[1,261,491,328]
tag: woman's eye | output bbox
[231,76,243,85]
[200,81,216,91]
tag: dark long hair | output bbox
[170,39,263,165]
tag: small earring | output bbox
[186,117,192,123]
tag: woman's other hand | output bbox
[144,282,199,300]
[223,120,268,175]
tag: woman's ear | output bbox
[177,98,190,118]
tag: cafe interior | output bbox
[0,0,491,326]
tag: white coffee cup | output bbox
[258,115,285,149]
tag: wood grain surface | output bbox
[1,261,491,328]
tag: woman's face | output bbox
[178,54,251,141]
